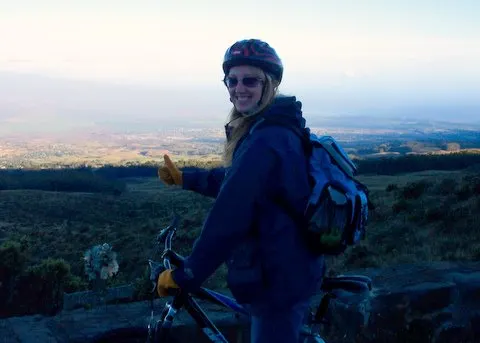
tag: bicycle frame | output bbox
[146,214,250,342]
[150,287,249,343]
[146,215,372,343]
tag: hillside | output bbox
[0,166,479,317]
[329,169,480,272]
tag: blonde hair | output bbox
[222,72,280,167]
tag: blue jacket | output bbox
[172,96,325,310]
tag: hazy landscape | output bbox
[0,67,479,321]
[1,159,480,319]
[2,72,480,170]
[2,2,480,341]
[0,67,479,343]
[2,116,480,170]
[1,77,480,315]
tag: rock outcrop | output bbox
[324,261,480,343]
[0,261,479,343]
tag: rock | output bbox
[8,315,59,343]
[62,284,135,311]
[0,319,20,343]
[433,322,471,343]
[322,261,480,343]
[0,261,479,343]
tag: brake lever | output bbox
[148,215,182,289]
[156,214,179,239]
[148,259,166,292]
[155,214,180,254]
[161,249,185,267]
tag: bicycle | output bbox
[90,215,373,343]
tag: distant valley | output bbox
[1,116,480,170]
[1,71,479,169]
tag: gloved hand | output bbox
[157,269,179,297]
[158,154,182,186]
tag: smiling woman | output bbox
[220,39,284,165]
[156,38,327,343]
[223,69,266,114]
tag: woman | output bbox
[157,39,325,343]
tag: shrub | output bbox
[392,199,410,214]
[0,241,28,313]
[401,181,431,200]
[456,184,472,201]
[435,178,457,195]
[386,183,398,192]
[0,241,84,318]
[14,258,82,316]
[343,245,380,268]
[425,207,445,222]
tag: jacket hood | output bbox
[259,95,306,129]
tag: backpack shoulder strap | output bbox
[312,135,358,178]
[249,116,312,228]
[250,116,312,154]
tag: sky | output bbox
[0,0,479,124]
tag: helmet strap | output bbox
[257,75,268,107]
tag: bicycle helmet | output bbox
[222,39,284,83]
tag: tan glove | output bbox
[156,269,179,297]
[158,154,182,186]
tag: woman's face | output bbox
[224,65,265,114]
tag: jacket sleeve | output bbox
[172,131,280,291]
[181,167,226,198]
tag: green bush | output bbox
[456,184,472,201]
[0,240,27,277]
[401,181,431,200]
[0,240,84,318]
[425,207,445,222]
[132,266,154,302]
[385,183,398,192]
[392,199,411,214]
[14,258,84,316]
[343,245,380,269]
[0,241,28,313]
[435,178,457,195]
[460,175,480,197]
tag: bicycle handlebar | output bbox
[155,214,181,269]
[148,214,185,291]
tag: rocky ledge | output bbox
[0,261,479,343]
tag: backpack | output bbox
[250,117,371,256]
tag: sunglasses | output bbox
[223,76,264,88]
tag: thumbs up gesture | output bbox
[158,154,183,186]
